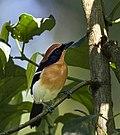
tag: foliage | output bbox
[7,14,55,43]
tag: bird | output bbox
[29,41,74,128]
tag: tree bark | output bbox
[81,0,115,134]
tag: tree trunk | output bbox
[81,0,115,134]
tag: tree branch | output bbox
[0,80,91,135]
[82,0,115,134]
[13,54,39,67]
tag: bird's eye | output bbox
[54,49,61,55]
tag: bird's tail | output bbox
[30,102,44,128]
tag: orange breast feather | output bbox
[40,61,68,92]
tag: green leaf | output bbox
[25,132,40,135]
[0,62,4,80]
[9,92,23,105]
[0,59,27,104]
[55,113,80,124]
[65,35,89,69]
[0,48,6,68]
[0,22,10,42]
[62,115,96,135]
[0,76,27,105]
[7,13,55,43]
[26,52,39,93]
[110,62,116,69]
[36,108,59,135]
[112,129,120,135]
[0,92,23,135]
[0,40,11,65]
[0,101,32,132]
[63,82,93,114]
[112,18,120,24]
[0,60,27,104]
[5,58,26,77]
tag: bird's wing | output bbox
[30,61,47,95]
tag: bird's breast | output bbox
[32,62,68,103]
[40,62,68,91]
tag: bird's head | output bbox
[42,41,74,64]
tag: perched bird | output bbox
[30,41,74,128]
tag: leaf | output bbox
[36,108,59,135]
[7,13,56,43]
[62,115,96,135]
[112,18,120,24]
[63,82,93,114]
[0,48,6,68]
[0,92,23,135]
[9,92,23,105]
[65,35,89,69]
[0,101,32,131]
[0,76,27,105]
[26,52,39,93]
[112,129,120,135]
[25,132,40,135]
[110,62,116,69]
[0,40,11,68]
[55,113,80,124]
[0,22,10,42]
[5,58,26,77]
[0,61,4,80]
[0,58,27,104]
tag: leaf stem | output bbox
[15,39,22,53]
[21,42,25,54]
[13,54,39,67]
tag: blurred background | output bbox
[0,0,120,134]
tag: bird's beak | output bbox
[62,41,74,50]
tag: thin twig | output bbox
[21,42,25,54]
[13,55,39,67]
[0,80,91,135]
[15,39,22,53]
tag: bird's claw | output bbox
[47,105,54,113]
[62,90,72,99]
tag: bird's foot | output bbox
[61,90,72,99]
[43,101,54,113]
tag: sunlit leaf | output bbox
[0,22,10,42]
[0,40,11,68]
[0,48,6,68]
[110,62,116,69]
[112,18,120,24]
[65,35,89,69]
[62,115,96,135]
[25,132,40,135]
[7,13,55,43]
